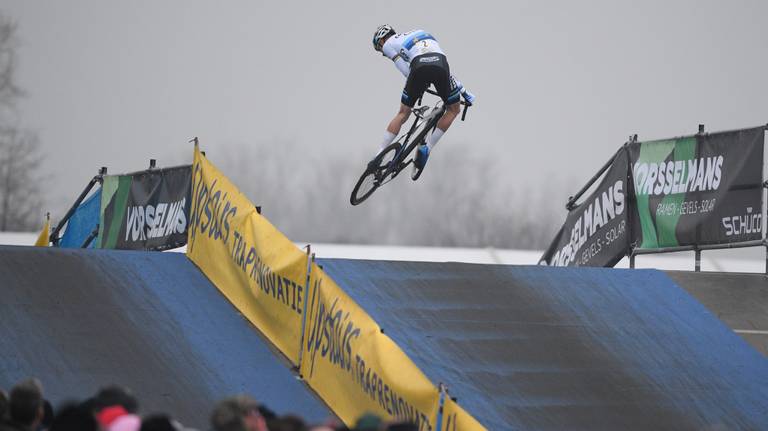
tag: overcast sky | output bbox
[1,1,766,241]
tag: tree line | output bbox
[0,13,43,232]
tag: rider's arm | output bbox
[451,75,476,105]
[392,54,410,77]
[382,37,411,78]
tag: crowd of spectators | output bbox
[0,379,417,431]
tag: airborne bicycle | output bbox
[350,90,469,206]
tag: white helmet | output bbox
[372,24,395,51]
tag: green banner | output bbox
[629,127,764,249]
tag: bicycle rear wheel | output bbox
[350,143,400,206]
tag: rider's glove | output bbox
[461,89,476,106]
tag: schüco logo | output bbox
[722,207,762,237]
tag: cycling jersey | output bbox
[381,29,464,104]
[381,30,444,74]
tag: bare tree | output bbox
[0,128,42,230]
[0,13,44,231]
[0,14,22,118]
[214,139,565,250]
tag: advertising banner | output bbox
[187,146,306,365]
[60,188,101,248]
[540,147,631,267]
[440,398,486,431]
[99,166,190,251]
[629,127,764,249]
[34,216,51,247]
[300,263,440,429]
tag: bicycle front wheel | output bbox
[350,143,400,206]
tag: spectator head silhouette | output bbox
[0,388,8,421]
[139,414,194,431]
[95,385,139,414]
[42,399,54,429]
[139,414,175,431]
[269,414,307,431]
[8,378,44,429]
[50,402,99,431]
[385,422,418,431]
[210,395,267,431]
[352,413,382,431]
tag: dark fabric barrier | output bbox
[541,126,765,266]
[540,147,630,267]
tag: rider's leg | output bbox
[388,103,412,135]
[427,101,460,151]
[378,104,411,154]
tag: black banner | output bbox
[99,165,191,251]
[629,127,764,249]
[540,147,631,267]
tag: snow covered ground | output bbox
[2,232,765,273]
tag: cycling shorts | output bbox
[401,53,460,107]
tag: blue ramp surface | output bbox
[319,259,768,431]
[0,246,330,428]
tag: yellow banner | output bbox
[441,397,486,431]
[34,215,50,247]
[187,146,307,364]
[300,263,440,430]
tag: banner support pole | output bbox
[435,383,447,431]
[695,248,701,272]
[763,126,767,274]
[694,125,705,265]
[296,246,314,374]
[625,136,638,270]
[566,151,618,210]
[81,225,100,248]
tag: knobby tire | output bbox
[350,142,400,205]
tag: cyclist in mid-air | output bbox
[371,24,475,179]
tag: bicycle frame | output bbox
[350,90,470,205]
[379,92,469,183]
[390,102,446,171]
